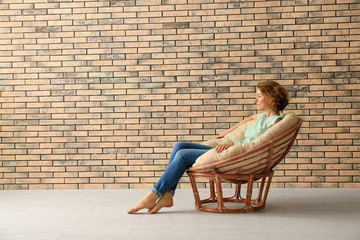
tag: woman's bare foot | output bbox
[148,192,173,214]
[127,191,158,214]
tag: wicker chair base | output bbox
[187,171,274,213]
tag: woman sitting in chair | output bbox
[127,81,289,214]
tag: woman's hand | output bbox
[215,144,233,153]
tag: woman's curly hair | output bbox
[257,81,289,112]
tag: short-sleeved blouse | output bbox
[234,112,284,145]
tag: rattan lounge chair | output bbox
[187,113,302,213]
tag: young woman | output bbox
[127,81,289,214]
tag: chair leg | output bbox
[215,174,224,213]
[188,174,202,209]
[234,184,241,200]
[257,177,266,203]
[244,175,254,211]
[251,173,274,210]
[209,179,216,201]
[261,173,274,205]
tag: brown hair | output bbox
[257,81,289,112]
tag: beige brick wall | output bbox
[0,0,359,190]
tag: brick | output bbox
[0,0,358,190]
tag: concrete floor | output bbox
[0,188,359,240]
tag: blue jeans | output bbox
[151,142,213,198]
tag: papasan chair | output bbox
[187,113,302,213]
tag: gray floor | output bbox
[0,188,359,240]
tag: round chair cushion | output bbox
[192,113,299,168]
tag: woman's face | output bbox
[255,88,272,111]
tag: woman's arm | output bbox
[216,114,257,139]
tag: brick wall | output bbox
[0,0,359,190]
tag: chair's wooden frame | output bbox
[187,118,302,213]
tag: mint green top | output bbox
[234,112,284,145]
